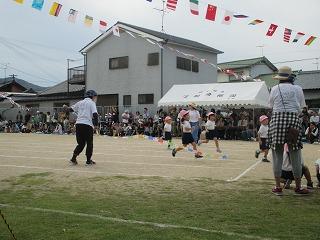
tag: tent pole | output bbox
[253,108,255,138]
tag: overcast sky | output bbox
[0,0,319,87]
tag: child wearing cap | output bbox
[163,116,173,149]
[198,112,221,153]
[172,110,203,158]
[255,115,270,162]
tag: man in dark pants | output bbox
[64,90,99,165]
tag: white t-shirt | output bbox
[189,110,200,123]
[122,113,130,124]
[164,123,172,133]
[269,84,306,113]
[72,98,97,127]
[205,120,215,130]
[310,115,320,124]
[258,124,269,138]
[182,121,191,133]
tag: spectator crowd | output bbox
[0,106,319,144]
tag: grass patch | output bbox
[0,174,319,240]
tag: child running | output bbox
[255,115,270,162]
[172,110,203,158]
[198,112,221,153]
[163,116,173,149]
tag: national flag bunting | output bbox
[146,0,152,2]
[99,20,107,32]
[292,32,305,43]
[166,0,178,11]
[13,0,24,4]
[248,19,264,25]
[32,0,44,10]
[68,9,78,23]
[49,2,62,17]
[84,15,93,27]
[304,36,316,46]
[221,10,233,25]
[112,26,120,37]
[233,14,248,18]
[266,24,278,36]
[205,4,217,21]
[283,28,292,43]
[189,0,199,15]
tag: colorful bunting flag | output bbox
[292,32,305,43]
[99,20,107,32]
[248,19,264,25]
[84,15,93,27]
[304,36,316,46]
[13,0,24,4]
[49,2,62,17]
[146,0,152,2]
[166,0,178,11]
[112,26,120,37]
[205,4,217,21]
[233,14,248,18]
[266,24,278,36]
[68,9,78,23]
[32,0,44,10]
[222,10,233,25]
[283,28,292,43]
[189,0,199,15]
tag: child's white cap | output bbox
[207,112,215,117]
[164,116,172,122]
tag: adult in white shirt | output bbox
[309,111,320,125]
[188,102,201,143]
[268,66,308,195]
[122,110,130,124]
[64,90,99,166]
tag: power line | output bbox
[273,57,319,64]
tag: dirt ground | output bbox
[0,133,319,185]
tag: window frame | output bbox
[109,56,129,70]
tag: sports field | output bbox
[0,134,319,240]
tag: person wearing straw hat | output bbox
[268,66,309,195]
[188,102,201,143]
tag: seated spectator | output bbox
[305,122,319,144]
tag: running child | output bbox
[198,112,221,153]
[255,115,270,162]
[172,110,203,158]
[163,116,173,149]
[63,90,99,165]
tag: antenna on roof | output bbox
[153,0,169,33]
[256,45,265,57]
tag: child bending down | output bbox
[172,110,203,159]
[198,112,221,153]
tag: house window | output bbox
[177,57,199,73]
[148,53,159,66]
[123,95,131,106]
[138,94,154,104]
[109,56,129,70]
[229,71,243,81]
[192,61,199,73]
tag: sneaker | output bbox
[255,150,260,159]
[272,187,283,196]
[86,160,96,165]
[262,158,270,163]
[172,149,177,157]
[195,154,203,159]
[307,182,314,189]
[216,148,222,153]
[283,179,292,189]
[70,156,78,165]
[294,187,310,195]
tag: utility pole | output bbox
[256,45,265,57]
[1,63,10,80]
[313,57,319,70]
[153,0,168,33]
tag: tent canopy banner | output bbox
[158,82,270,109]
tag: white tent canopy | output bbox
[158,82,270,108]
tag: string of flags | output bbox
[146,0,318,46]
[0,92,29,111]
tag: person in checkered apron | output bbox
[268,66,309,196]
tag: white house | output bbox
[217,57,277,83]
[80,22,223,114]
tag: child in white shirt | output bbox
[198,112,221,153]
[255,115,270,162]
[163,116,173,149]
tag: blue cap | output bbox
[85,90,98,98]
